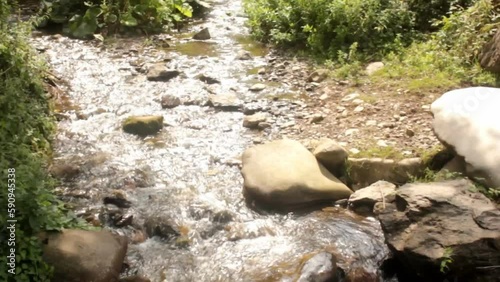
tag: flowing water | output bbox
[31,0,392,281]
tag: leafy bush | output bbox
[41,0,207,38]
[407,0,475,31]
[244,0,415,59]
[374,0,499,90]
[1,2,84,281]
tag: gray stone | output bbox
[348,181,396,215]
[146,64,181,82]
[208,93,242,111]
[193,28,211,40]
[378,179,500,281]
[249,83,266,92]
[160,95,181,109]
[243,112,267,129]
[365,62,384,75]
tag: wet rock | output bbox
[49,163,80,180]
[242,102,266,115]
[347,158,425,189]
[114,212,134,227]
[307,69,328,83]
[378,179,500,281]
[310,114,324,124]
[348,181,396,215]
[213,210,233,224]
[297,252,338,282]
[431,87,500,188]
[365,62,384,75]
[313,139,348,177]
[192,28,211,40]
[146,64,181,82]
[208,93,242,111]
[479,29,500,73]
[257,68,266,74]
[42,230,127,282]
[144,216,180,240]
[236,50,252,60]
[243,112,267,129]
[249,83,266,92]
[122,116,163,136]
[103,195,132,208]
[120,275,151,282]
[241,139,353,210]
[160,95,181,109]
[197,74,220,84]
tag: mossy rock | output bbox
[122,115,163,136]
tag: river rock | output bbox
[236,50,252,60]
[431,87,500,188]
[347,158,425,190]
[243,112,267,129]
[313,139,348,177]
[378,179,500,281]
[193,28,211,40]
[241,139,353,210]
[208,93,242,111]
[144,216,180,240]
[365,62,384,75]
[297,252,338,282]
[120,275,151,282]
[42,230,127,282]
[479,29,500,73]
[146,64,181,82]
[197,73,220,84]
[249,83,266,92]
[307,69,328,83]
[348,181,396,215]
[122,116,163,136]
[160,94,181,109]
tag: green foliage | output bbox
[407,0,475,31]
[1,3,85,281]
[440,247,454,273]
[41,0,200,38]
[244,0,415,59]
[374,0,499,90]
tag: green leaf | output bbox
[175,4,193,18]
[120,13,138,27]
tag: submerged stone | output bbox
[122,115,163,136]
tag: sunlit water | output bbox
[32,0,391,281]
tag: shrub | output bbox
[407,0,475,31]
[40,0,207,38]
[244,0,415,59]
[1,2,84,281]
[374,0,499,90]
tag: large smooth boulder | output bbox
[431,87,500,188]
[479,29,500,73]
[241,139,353,210]
[42,230,128,282]
[378,179,500,281]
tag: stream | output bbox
[31,0,392,281]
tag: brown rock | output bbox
[42,230,127,282]
[480,29,500,73]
